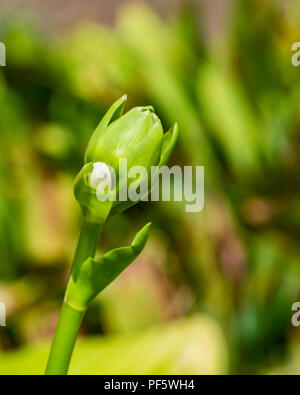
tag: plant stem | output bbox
[71,219,102,275]
[45,302,84,375]
[45,219,101,375]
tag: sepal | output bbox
[85,95,127,164]
[159,123,178,166]
[65,223,151,311]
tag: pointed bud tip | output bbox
[141,222,152,238]
[131,222,152,251]
[169,122,179,142]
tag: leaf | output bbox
[65,223,151,311]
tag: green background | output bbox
[0,0,300,374]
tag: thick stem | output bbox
[45,219,101,375]
[45,302,84,375]
[71,219,102,275]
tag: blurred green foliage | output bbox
[1,0,300,374]
[0,315,227,375]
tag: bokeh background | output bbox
[1,0,300,374]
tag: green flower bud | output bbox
[74,95,178,223]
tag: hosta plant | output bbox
[45,95,178,375]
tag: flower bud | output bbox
[89,162,113,193]
[74,95,178,223]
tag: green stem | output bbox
[45,219,101,375]
[45,302,84,375]
[72,219,102,275]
